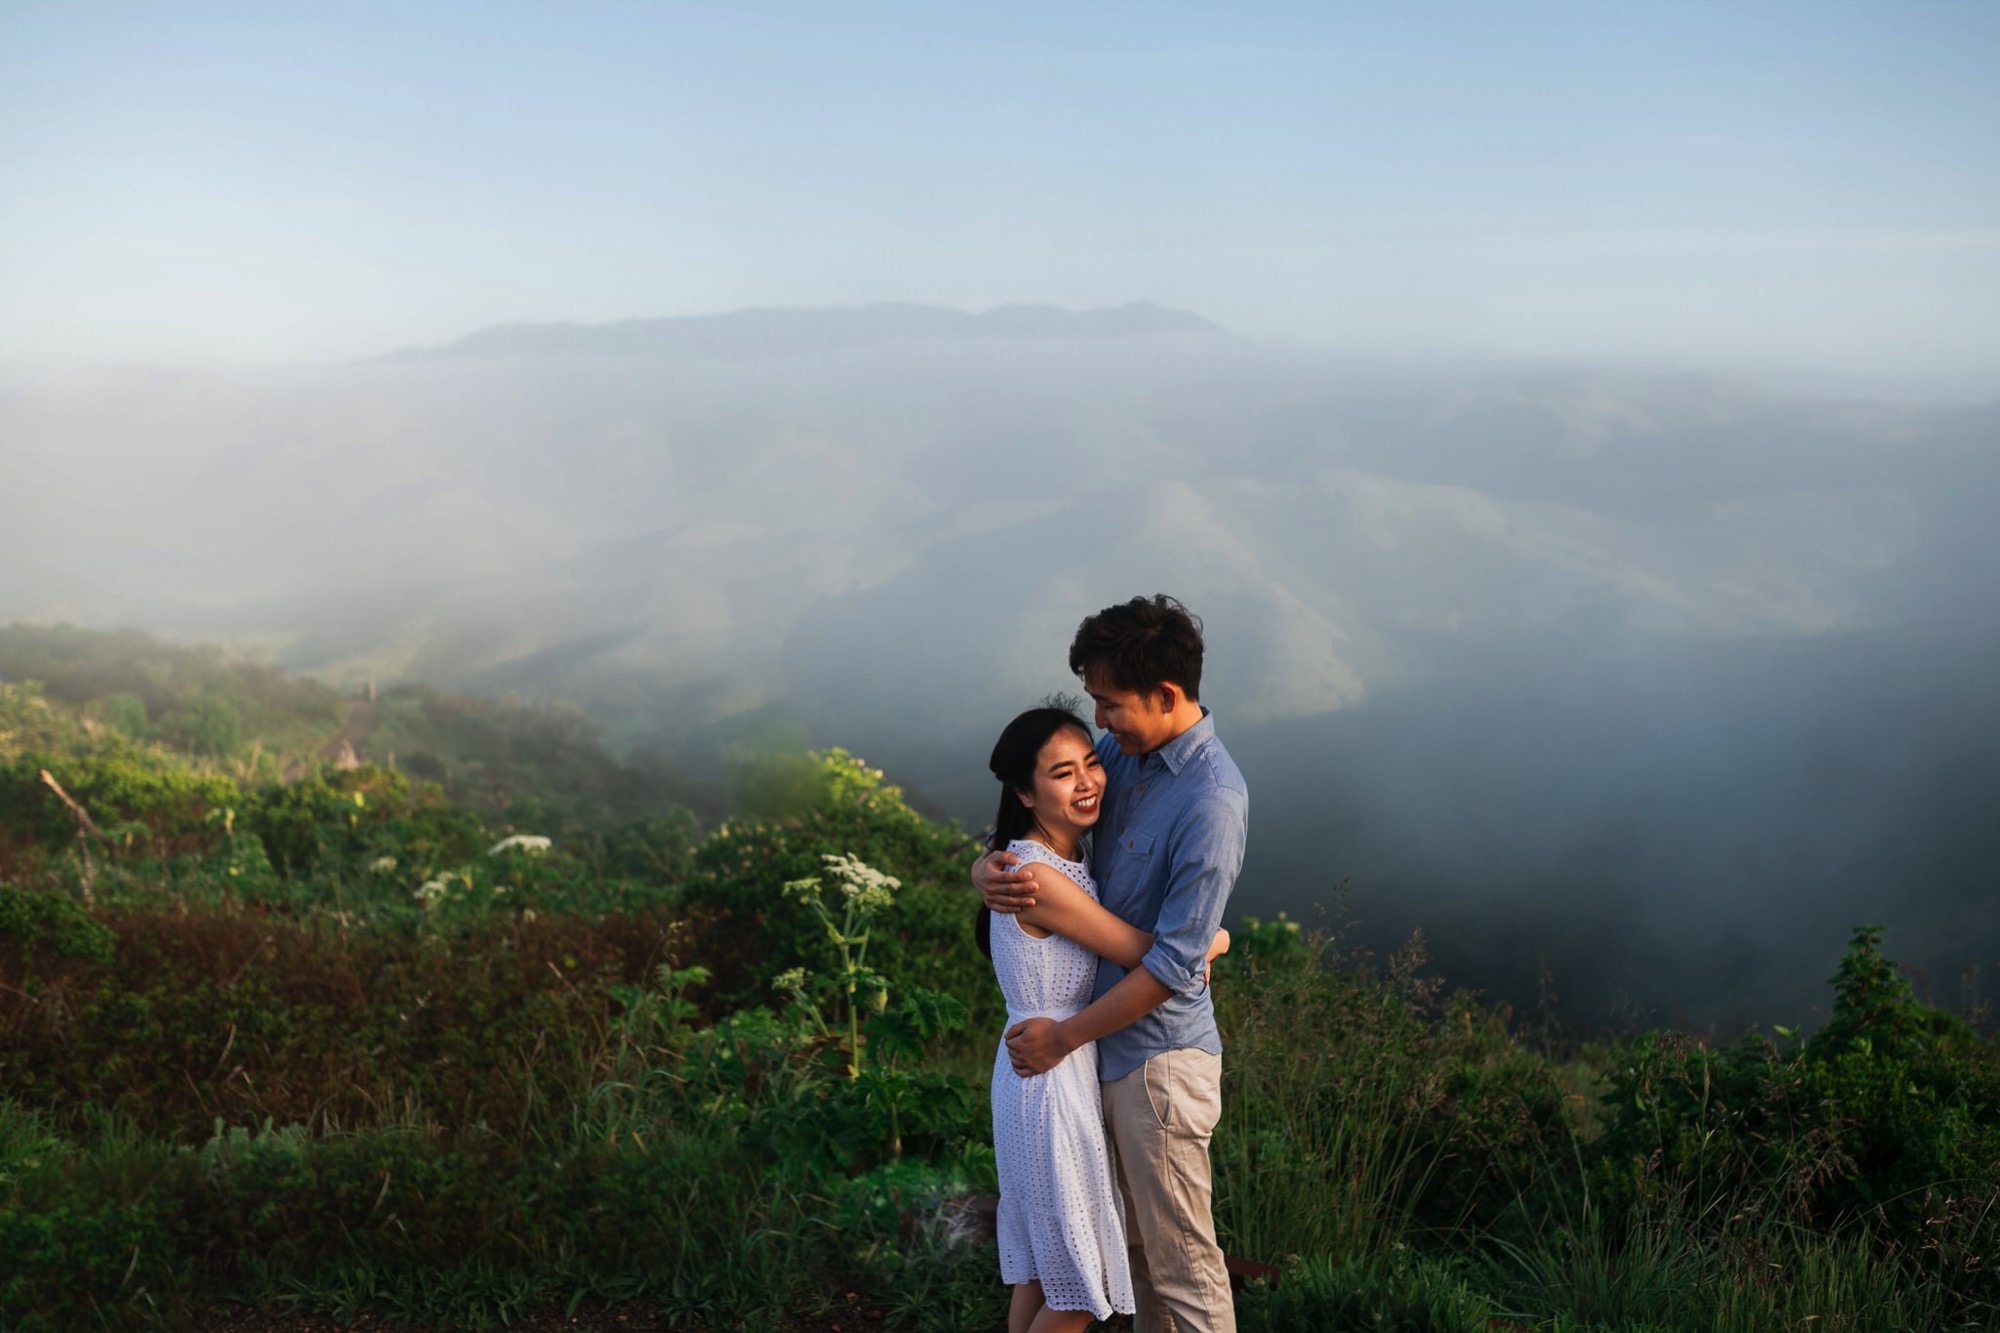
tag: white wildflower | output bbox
[414,872,456,909]
[821,852,899,912]
[370,855,399,875]
[488,834,552,856]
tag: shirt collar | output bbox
[1154,706,1214,775]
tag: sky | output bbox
[3,1,1998,387]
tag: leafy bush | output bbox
[1593,925,2000,1321]
[0,751,237,855]
[680,750,988,1021]
[0,883,116,967]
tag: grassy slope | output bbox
[1,633,1995,1331]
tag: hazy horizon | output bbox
[5,4,1998,391]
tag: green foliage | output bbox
[601,806,700,883]
[1591,925,2000,1324]
[100,691,149,741]
[1236,1248,1498,1332]
[0,625,702,838]
[1481,1193,1977,1332]
[586,854,978,1178]
[0,623,341,768]
[155,690,243,757]
[365,682,703,830]
[781,851,904,1078]
[0,750,238,866]
[0,884,116,966]
[0,1100,62,1187]
[239,763,421,875]
[0,904,689,1139]
[681,750,987,1023]
[0,680,93,762]
[1214,918,1573,1261]
[2,642,1991,1330]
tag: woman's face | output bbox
[1020,726,1103,843]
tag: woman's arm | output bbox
[1017,862,1228,970]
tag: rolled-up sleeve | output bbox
[1138,784,1249,997]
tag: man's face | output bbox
[1084,667,1177,756]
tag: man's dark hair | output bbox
[1068,595,1205,700]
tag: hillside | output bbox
[1,651,1994,1331]
[0,623,707,831]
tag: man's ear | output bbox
[1154,682,1181,714]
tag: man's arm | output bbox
[1006,784,1247,1076]
[1019,865,1232,972]
[1134,790,1248,996]
[973,847,1039,914]
[1006,966,1172,1076]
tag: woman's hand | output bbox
[1203,927,1230,987]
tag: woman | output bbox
[981,705,1228,1333]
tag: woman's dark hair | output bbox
[977,702,1093,958]
[1068,594,1204,701]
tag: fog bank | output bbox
[5,306,1995,1027]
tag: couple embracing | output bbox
[975,594,1247,1333]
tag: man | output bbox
[976,594,1248,1333]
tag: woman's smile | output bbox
[1021,725,1105,858]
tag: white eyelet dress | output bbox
[989,839,1136,1319]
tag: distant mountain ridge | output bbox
[390,300,1231,361]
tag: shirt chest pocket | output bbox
[1114,830,1156,859]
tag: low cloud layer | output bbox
[4,307,1994,1027]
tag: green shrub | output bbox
[1592,926,2000,1322]
[681,751,986,1022]
[156,691,243,757]
[0,883,116,966]
[0,751,238,854]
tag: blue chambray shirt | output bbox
[1086,708,1249,1082]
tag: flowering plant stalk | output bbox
[780,853,900,1080]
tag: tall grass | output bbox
[4,740,1994,1328]
[1214,917,1572,1263]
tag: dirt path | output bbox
[282,694,382,782]
[321,697,380,766]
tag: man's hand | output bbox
[1004,1016,1077,1076]
[974,849,1039,915]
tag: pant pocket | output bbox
[1141,1051,1173,1129]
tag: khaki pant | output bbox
[1101,1048,1235,1333]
